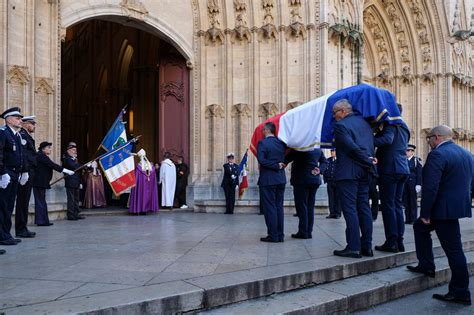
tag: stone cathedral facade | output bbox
[1,0,473,213]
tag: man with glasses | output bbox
[331,99,376,258]
[407,125,472,306]
[403,144,422,224]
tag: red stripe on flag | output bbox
[111,170,136,195]
[250,112,286,157]
[239,175,248,198]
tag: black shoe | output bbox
[293,213,298,217]
[398,243,405,252]
[432,293,471,305]
[0,249,5,254]
[291,233,308,239]
[76,215,86,220]
[12,238,21,243]
[333,249,361,258]
[375,243,399,253]
[406,265,435,278]
[326,215,340,219]
[361,248,374,257]
[67,217,78,221]
[16,231,35,238]
[0,239,18,246]
[37,223,53,226]
[260,236,279,243]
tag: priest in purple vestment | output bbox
[129,149,159,214]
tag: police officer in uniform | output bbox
[403,144,422,224]
[0,107,27,251]
[62,142,84,220]
[221,153,239,214]
[14,116,37,238]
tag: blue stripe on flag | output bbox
[99,144,133,171]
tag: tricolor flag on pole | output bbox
[101,106,128,151]
[99,142,136,195]
[238,150,249,198]
[250,83,405,155]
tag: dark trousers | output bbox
[223,184,237,214]
[326,181,341,217]
[293,184,319,237]
[175,182,187,206]
[0,180,19,240]
[403,182,418,223]
[368,178,379,219]
[33,187,50,225]
[414,219,470,299]
[66,187,80,218]
[15,179,33,233]
[260,184,285,241]
[379,174,408,247]
[337,176,372,251]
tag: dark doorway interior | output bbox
[61,19,189,164]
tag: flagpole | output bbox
[49,135,140,186]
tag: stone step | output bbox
[200,251,474,314]
[7,240,474,314]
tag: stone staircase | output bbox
[8,241,474,315]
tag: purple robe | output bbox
[129,164,159,213]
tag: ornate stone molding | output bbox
[287,101,302,110]
[160,81,184,102]
[7,65,30,85]
[258,102,278,118]
[231,103,251,118]
[286,0,306,40]
[203,0,225,45]
[205,104,225,119]
[230,0,251,44]
[258,0,278,41]
[120,0,148,20]
[35,77,54,94]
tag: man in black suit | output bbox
[62,142,84,220]
[332,99,376,258]
[33,142,74,226]
[257,122,287,243]
[407,125,472,306]
[14,116,37,238]
[323,149,341,219]
[285,149,327,239]
[175,156,189,209]
[0,107,27,251]
[403,144,422,224]
[221,153,239,214]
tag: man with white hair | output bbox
[407,125,472,306]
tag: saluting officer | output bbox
[221,153,239,214]
[0,107,27,250]
[14,116,37,238]
[403,144,422,224]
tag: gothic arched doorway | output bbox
[61,18,190,164]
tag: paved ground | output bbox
[356,276,474,314]
[0,212,473,312]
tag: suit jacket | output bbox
[333,114,375,181]
[257,136,287,186]
[420,140,473,220]
[285,149,328,186]
[406,156,422,186]
[323,157,337,183]
[374,124,410,175]
[33,151,63,189]
[62,152,81,189]
[0,126,24,181]
[176,163,189,186]
[19,128,37,174]
[221,162,239,187]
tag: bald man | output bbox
[407,125,472,306]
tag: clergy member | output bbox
[159,152,176,209]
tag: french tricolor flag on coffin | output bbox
[250,83,405,155]
[99,144,136,195]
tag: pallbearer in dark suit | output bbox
[221,153,239,214]
[403,144,422,224]
[62,142,83,220]
[0,107,26,248]
[175,156,189,209]
[323,149,341,219]
[407,125,472,306]
[14,116,37,238]
[257,122,287,243]
[285,149,327,239]
[332,99,376,258]
[33,142,74,226]
[374,115,410,253]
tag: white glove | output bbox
[63,169,75,176]
[231,175,236,179]
[415,185,421,194]
[86,163,92,168]
[19,172,29,186]
[0,173,11,189]
[79,184,83,189]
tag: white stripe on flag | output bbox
[104,156,135,181]
[278,91,335,150]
